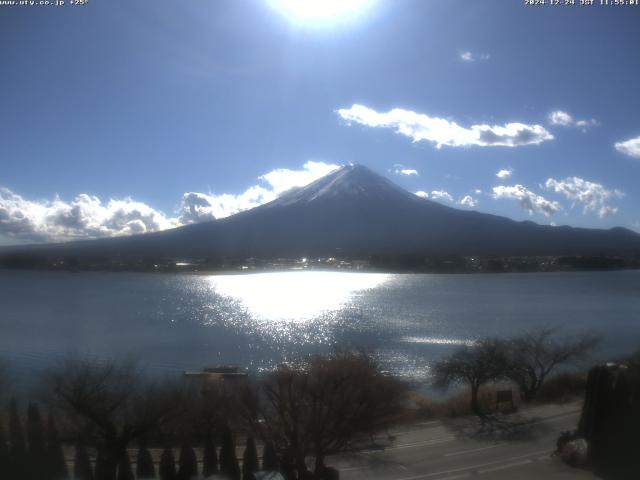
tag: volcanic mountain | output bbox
[3,164,640,260]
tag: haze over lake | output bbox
[1,269,639,386]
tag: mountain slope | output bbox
[3,164,640,260]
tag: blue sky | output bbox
[1,0,639,244]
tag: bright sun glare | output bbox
[270,0,373,24]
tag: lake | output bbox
[1,269,639,389]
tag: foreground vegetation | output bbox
[0,352,406,480]
[0,329,604,479]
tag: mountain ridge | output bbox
[1,164,639,262]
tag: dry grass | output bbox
[411,384,522,420]
[410,373,586,421]
[533,372,587,404]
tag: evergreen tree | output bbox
[219,425,240,480]
[178,442,198,480]
[261,442,278,472]
[202,435,218,478]
[94,451,108,480]
[159,447,177,480]
[116,452,135,480]
[242,437,259,480]
[9,398,27,479]
[136,442,156,479]
[46,413,69,480]
[74,443,95,480]
[27,403,46,479]
[0,420,9,475]
[279,450,296,480]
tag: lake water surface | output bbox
[1,269,639,387]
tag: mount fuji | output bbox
[3,165,640,262]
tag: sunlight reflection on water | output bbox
[205,271,392,322]
[402,336,475,346]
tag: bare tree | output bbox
[433,338,509,416]
[0,360,9,400]
[505,328,599,401]
[45,357,186,480]
[244,352,407,478]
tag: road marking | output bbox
[530,410,580,425]
[432,474,471,480]
[361,435,456,453]
[395,449,552,480]
[443,443,502,457]
[382,436,456,451]
[417,420,443,427]
[477,459,532,474]
[339,463,409,473]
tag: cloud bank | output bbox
[337,104,553,149]
[0,188,177,243]
[179,160,339,223]
[1,161,339,244]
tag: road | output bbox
[332,403,598,480]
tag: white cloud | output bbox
[597,206,618,218]
[459,195,478,208]
[415,191,429,199]
[492,185,562,217]
[545,176,624,218]
[614,135,640,159]
[548,110,598,131]
[474,189,482,195]
[1,161,340,243]
[259,161,339,194]
[178,187,270,224]
[430,190,453,202]
[496,168,513,180]
[337,104,553,149]
[0,188,177,243]
[548,111,573,127]
[394,168,419,176]
[460,51,490,62]
[179,160,339,222]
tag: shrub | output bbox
[535,373,587,404]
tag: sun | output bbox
[269,0,374,24]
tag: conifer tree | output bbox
[178,441,198,480]
[261,442,278,472]
[0,420,9,475]
[94,451,108,480]
[74,443,95,480]
[116,451,135,480]
[242,437,259,480]
[9,398,27,479]
[46,413,69,480]
[136,442,156,479]
[159,447,177,480]
[219,425,240,480]
[202,434,218,477]
[27,403,46,479]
